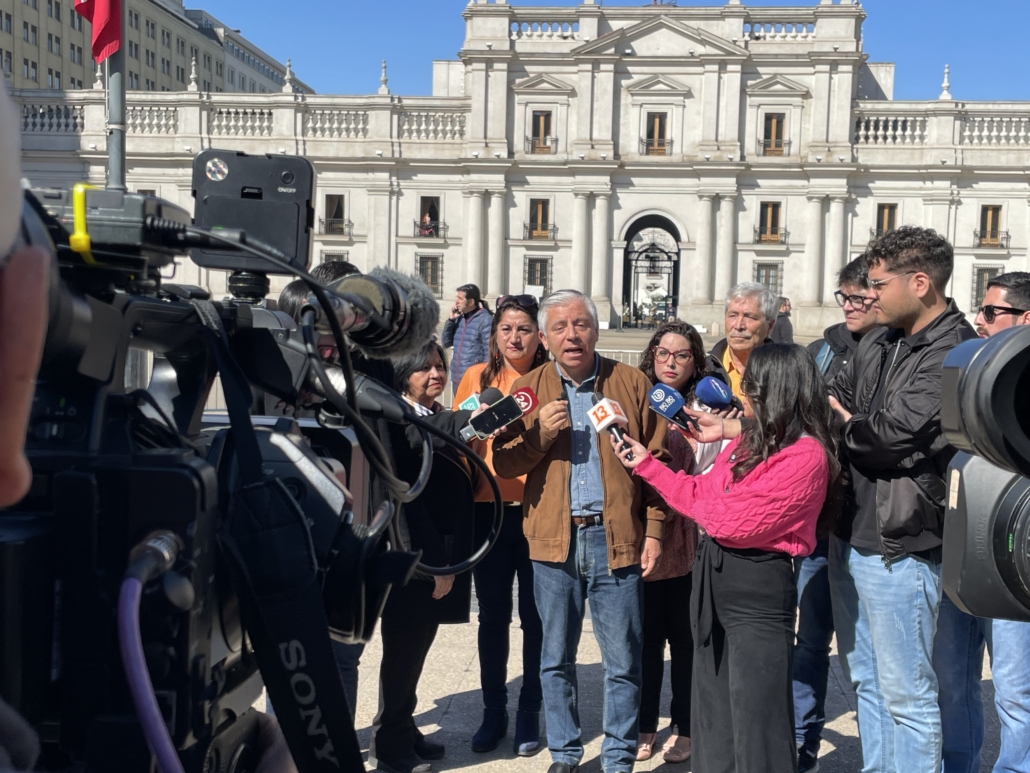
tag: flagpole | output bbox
[107,0,126,191]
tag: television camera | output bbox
[942,325,1030,622]
[0,151,501,773]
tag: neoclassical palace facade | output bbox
[13,0,1030,334]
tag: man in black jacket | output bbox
[794,256,879,773]
[770,296,794,344]
[826,228,976,773]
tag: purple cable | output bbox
[117,577,187,773]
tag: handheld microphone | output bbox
[696,376,744,411]
[459,386,539,442]
[588,392,632,452]
[305,266,440,360]
[648,385,700,433]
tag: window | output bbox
[129,11,139,30]
[528,198,552,239]
[3,13,11,34]
[31,25,38,45]
[161,57,170,75]
[145,20,155,39]
[530,110,555,154]
[525,256,553,298]
[146,50,154,68]
[227,67,234,85]
[320,251,350,265]
[757,202,783,243]
[46,67,52,87]
[189,45,198,63]
[978,205,1006,247]
[644,112,670,155]
[128,71,138,89]
[215,61,222,76]
[145,78,153,90]
[128,41,139,60]
[320,195,349,234]
[47,33,53,52]
[53,69,59,88]
[176,65,185,83]
[203,53,211,71]
[53,1,59,21]
[29,60,37,81]
[46,0,52,17]
[875,204,897,237]
[416,196,443,237]
[763,113,787,156]
[177,39,185,56]
[71,12,81,31]
[973,265,1004,309]
[22,22,27,42]
[202,79,210,91]
[417,254,444,298]
[54,34,60,54]
[755,261,784,295]
[161,30,170,47]
[3,52,11,76]
[22,58,28,78]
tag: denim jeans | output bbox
[533,523,643,773]
[473,503,543,712]
[793,537,835,756]
[935,593,1030,773]
[331,640,364,719]
[829,536,943,773]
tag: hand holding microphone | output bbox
[588,393,632,453]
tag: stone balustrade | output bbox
[961,113,1030,146]
[854,113,929,146]
[743,21,815,41]
[21,101,85,134]
[509,20,581,41]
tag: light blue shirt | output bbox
[557,355,605,516]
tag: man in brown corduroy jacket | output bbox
[493,289,668,773]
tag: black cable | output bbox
[400,412,504,577]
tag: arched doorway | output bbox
[623,214,681,327]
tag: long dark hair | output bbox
[458,283,490,313]
[638,319,708,401]
[479,299,549,391]
[733,344,843,535]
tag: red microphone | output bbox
[511,386,539,415]
[460,386,540,441]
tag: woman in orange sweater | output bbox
[454,295,549,757]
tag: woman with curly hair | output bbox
[634,321,723,764]
[614,344,840,773]
[454,295,550,757]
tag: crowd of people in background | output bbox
[279,225,1030,773]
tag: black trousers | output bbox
[690,537,798,773]
[472,502,543,712]
[640,572,693,733]
[370,585,440,762]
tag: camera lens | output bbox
[281,170,295,185]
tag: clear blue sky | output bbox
[198,0,1030,101]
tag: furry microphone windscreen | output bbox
[479,387,504,407]
[350,266,441,361]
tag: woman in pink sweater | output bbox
[613,344,841,773]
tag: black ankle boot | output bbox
[471,707,508,753]
[513,710,541,756]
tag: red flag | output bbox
[74,0,121,63]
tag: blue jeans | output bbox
[533,524,643,773]
[829,536,943,773]
[935,593,1030,773]
[331,640,364,719]
[794,537,835,756]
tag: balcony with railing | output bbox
[759,138,791,157]
[414,220,448,239]
[524,223,558,241]
[525,135,558,155]
[319,218,353,237]
[975,230,1011,249]
[640,138,673,156]
[754,226,789,245]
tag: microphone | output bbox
[588,392,632,452]
[695,376,743,411]
[305,266,440,360]
[459,386,539,442]
[648,384,700,433]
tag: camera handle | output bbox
[192,300,364,773]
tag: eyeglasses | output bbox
[867,271,917,292]
[497,294,539,311]
[978,304,1030,324]
[653,347,693,365]
[834,290,874,309]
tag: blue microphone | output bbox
[695,376,744,411]
[648,384,700,433]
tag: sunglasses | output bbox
[834,290,874,309]
[497,294,539,310]
[867,271,916,292]
[978,304,1029,324]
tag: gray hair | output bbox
[725,282,779,323]
[539,289,599,333]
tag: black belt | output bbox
[571,514,603,527]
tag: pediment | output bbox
[512,73,575,94]
[745,74,810,97]
[626,74,692,97]
[572,16,745,60]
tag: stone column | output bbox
[571,192,590,292]
[694,194,715,303]
[803,195,824,304]
[487,190,506,296]
[714,194,737,303]
[591,193,610,299]
[823,196,846,304]
[466,191,485,288]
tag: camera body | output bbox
[942,325,1030,621]
[0,157,412,772]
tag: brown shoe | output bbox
[636,731,657,761]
